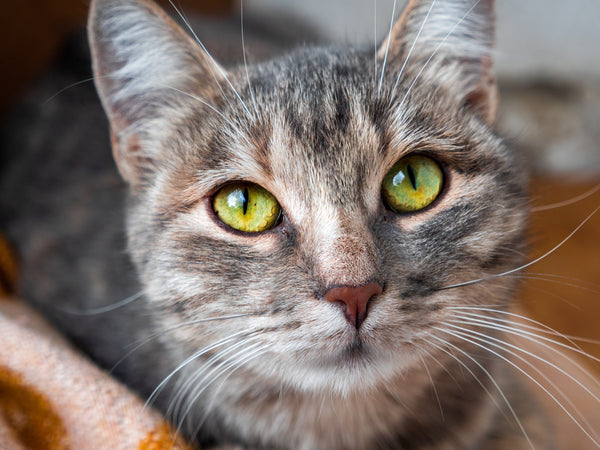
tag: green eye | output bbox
[382,155,443,213]
[213,183,281,233]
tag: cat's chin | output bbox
[266,340,419,397]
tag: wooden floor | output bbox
[521,177,600,367]
[518,177,600,449]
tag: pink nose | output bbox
[323,282,383,329]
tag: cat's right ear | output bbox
[88,0,224,187]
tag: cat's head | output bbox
[89,0,526,397]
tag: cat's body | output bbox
[1,0,586,448]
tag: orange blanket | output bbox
[0,234,192,449]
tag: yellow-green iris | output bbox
[382,155,443,213]
[213,183,281,233]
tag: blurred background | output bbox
[1,0,599,445]
[2,0,600,174]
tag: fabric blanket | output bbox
[0,234,193,450]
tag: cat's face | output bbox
[89,0,526,400]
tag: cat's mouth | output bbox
[338,335,369,362]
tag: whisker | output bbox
[427,335,530,442]
[504,273,600,295]
[174,340,266,436]
[240,0,259,118]
[497,279,585,310]
[451,323,600,443]
[169,338,262,427]
[415,349,444,417]
[110,311,266,373]
[47,71,244,140]
[532,183,600,212]
[392,0,437,94]
[373,0,378,86]
[412,340,457,383]
[143,329,257,411]
[436,326,600,447]
[172,337,262,417]
[188,344,269,438]
[440,206,600,290]
[398,0,482,109]
[449,313,600,397]
[377,0,399,95]
[447,307,600,345]
[96,71,245,134]
[446,319,600,399]
[524,271,600,289]
[57,291,144,315]
[167,0,254,121]
[43,77,96,105]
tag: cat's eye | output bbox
[212,183,281,233]
[382,155,443,213]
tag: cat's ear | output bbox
[379,0,497,124]
[88,0,224,186]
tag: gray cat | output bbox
[3,0,589,447]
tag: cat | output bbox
[83,0,554,448]
[1,0,597,448]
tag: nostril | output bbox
[323,281,383,329]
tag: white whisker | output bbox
[532,183,600,212]
[373,0,378,86]
[502,274,600,297]
[167,0,254,121]
[392,0,437,94]
[415,348,444,417]
[44,77,96,105]
[110,312,264,373]
[427,335,531,444]
[436,326,600,447]
[449,323,600,444]
[58,291,144,315]
[447,307,600,345]
[169,337,262,423]
[449,313,600,396]
[189,344,270,438]
[445,320,600,403]
[441,206,600,290]
[102,71,243,133]
[377,0,399,95]
[413,340,457,383]
[399,0,481,109]
[143,329,256,411]
[240,0,259,118]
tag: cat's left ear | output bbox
[379,0,498,124]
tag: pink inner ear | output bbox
[110,129,153,188]
[464,57,498,125]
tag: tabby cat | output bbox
[84,0,559,448]
[5,0,594,447]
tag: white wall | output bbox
[246,0,600,83]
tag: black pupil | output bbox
[242,187,249,215]
[406,164,417,190]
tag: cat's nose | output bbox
[323,282,383,329]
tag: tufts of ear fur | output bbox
[379,0,498,124]
[88,0,224,187]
